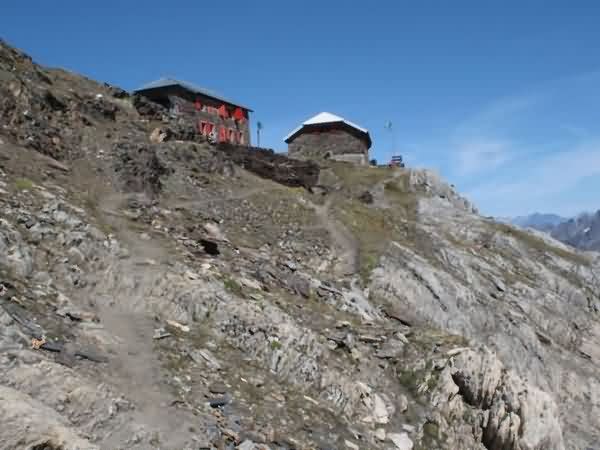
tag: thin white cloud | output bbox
[447,93,540,177]
[454,93,540,136]
[467,140,600,216]
[399,70,600,216]
[455,137,514,176]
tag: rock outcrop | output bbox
[217,142,320,189]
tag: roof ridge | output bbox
[133,77,252,111]
[283,111,371,147]
[300,111,369,134]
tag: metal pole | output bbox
[384,121,393,164]
[256,121,262,148]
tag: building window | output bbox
[218,105,229,119]
[238,132,245,145]
[218,127,228,143]
[202,122,214,136]
[194,98,202,111]
[229,129,236,143]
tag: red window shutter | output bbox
[218,127,227,142]
[194,98,202,111]
[218,105,228,118]
[233,107,244,121]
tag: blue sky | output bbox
[2,1,600,217]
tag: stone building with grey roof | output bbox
[134,78,252,145]
[284,112,371,165]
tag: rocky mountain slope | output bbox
[1,39,599,450]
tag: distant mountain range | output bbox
[510,213,568,232]
[502,211,600,251]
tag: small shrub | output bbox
[398,369,423,396]
[423,421,439,439]
[31,443,63,450]
[419,421,443,449]
[223,276,243,296]
[14,178,34,190]
[270,340,282,350]
[360,253,379,283]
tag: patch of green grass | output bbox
[222,276,243,296]
[14,178,34,191]
[149,433,161,446]
[423,421,440,440]
[398,367,440,397]
[270,340,282,350]
[159,351,188,373]
[412,328,469,351]
[333,194,420,284]
[360,253,379,283]
[383,176,413,201]
[81,190,99,212]
[328,162,395,190]
[489,221,589,266]
[399,369,420,391]
[327,169,419,284]
[334,198,394,283]
[97,222,115,235]
[427,371,441,391]
[418,421,447,449]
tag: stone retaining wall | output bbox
[217,143,320,189]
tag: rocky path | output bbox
[83,190,202,448]
[94,304,198,449]
[308,197,360,277]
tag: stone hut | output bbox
[284,112,371,165]
[134,78,252,145]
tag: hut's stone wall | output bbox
[287,128,368,164]
[137,85,251,145]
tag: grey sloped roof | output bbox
[133,77,253,111]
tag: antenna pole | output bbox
[256,121,263,148]
[384,120,393,162]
